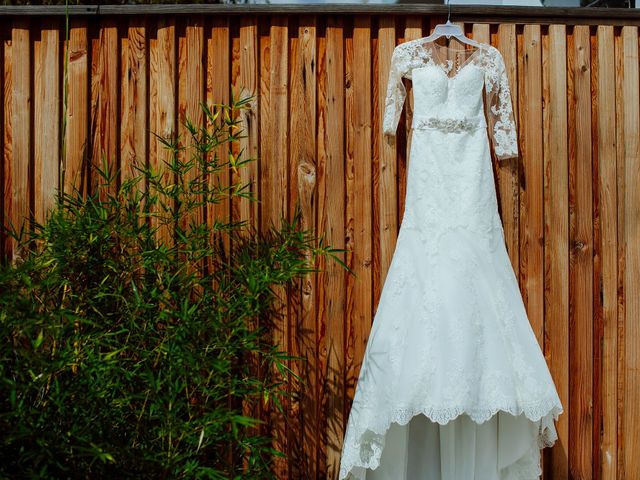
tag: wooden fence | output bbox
[1,5,639,479]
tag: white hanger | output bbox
[421,0,480,47]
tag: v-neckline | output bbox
[428,41,483,80]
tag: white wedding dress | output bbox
[338,38,564,480]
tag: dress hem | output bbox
[338,398,563,480]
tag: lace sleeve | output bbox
[382,45,408,137]
[485,47,518,160]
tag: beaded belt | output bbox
[412,114,487,133]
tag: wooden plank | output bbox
[265,15,289,478]
[207,17,230,269]
[613,27,624,480]
[595,24,618,480]
[376,17,397,304]
[121,17,147,187]
[567,23,594,480]
[589,26,603,480]
[230,20,241,228]
[9,21,30,261]
[317,16,346,480]
[371,18,379,311]
[90,18,118,199]
[8,4,640,25]
[288,15,317,478]
[493,24,520,275]
[1,27,8,260]
[621,25,640,480]
[344,15,372,427]
[34,20,60,227]
[317,20,328,479]
[177,16,204,234]
[238,17,259,230]
[518,25,544,348]
[543,22,569,480]
[402,17,421,174]
[148,20,158,220]
[612,29,626,477]
[63,20,89,197]
[235,15,261,469]
[152,16,176,245]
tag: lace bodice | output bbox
[382,38,519,161]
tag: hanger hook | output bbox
[447,0,451,23]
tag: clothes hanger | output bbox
[421,0,480,48]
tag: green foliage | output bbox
[0,95,347,478]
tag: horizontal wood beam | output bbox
[1,4,640,25]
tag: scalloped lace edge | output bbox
[339,399,563,480]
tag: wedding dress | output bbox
[338,38,564,480]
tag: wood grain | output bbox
[64,20,89,197]
[596,24,618,480]
[568,23,594,480]
[519,25,544,348]
[9,22,30,261]
[494,24,520,276]
[376,17,398,300]
[2,27,10,259]
[152,17,175,245]
[544,23,569,480]
[34,20,60,227]
[177,17,204,235]
[121,17,146,188]
[207,17,230,272]
[288,15,318,478]
[90,18,118,199]
[620,25,640,480]
[344,15,372,426]
[238,17,259,230]
[317,17,346,480]
[266,16,289,478]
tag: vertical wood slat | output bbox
[9,24,33,260]
[207,17,230,268]
[9,22,30,261]
[90,19,118,198]
[288,15,318,478]
[177,16,204,232]
[621,25,640,480]
[401,17,422,178]
[3,27,13,259]
[494,24,520,274]
[543,23,569,480]
[152,17,176,244]
[318,16,346,480]
[238,17,259,229]
[34,20,60,226]
[231,18,241,226]
[121,17,146,187]
[596,24,618,480]
[266,15,289,479]
[568,23,594,480]
[344,16,372,426]
[236,14,261,467]
[63,20,88,197]
[316,21,328,479]
[613,26,624,480]
[518,25,544,349]
[377,18,397,293]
